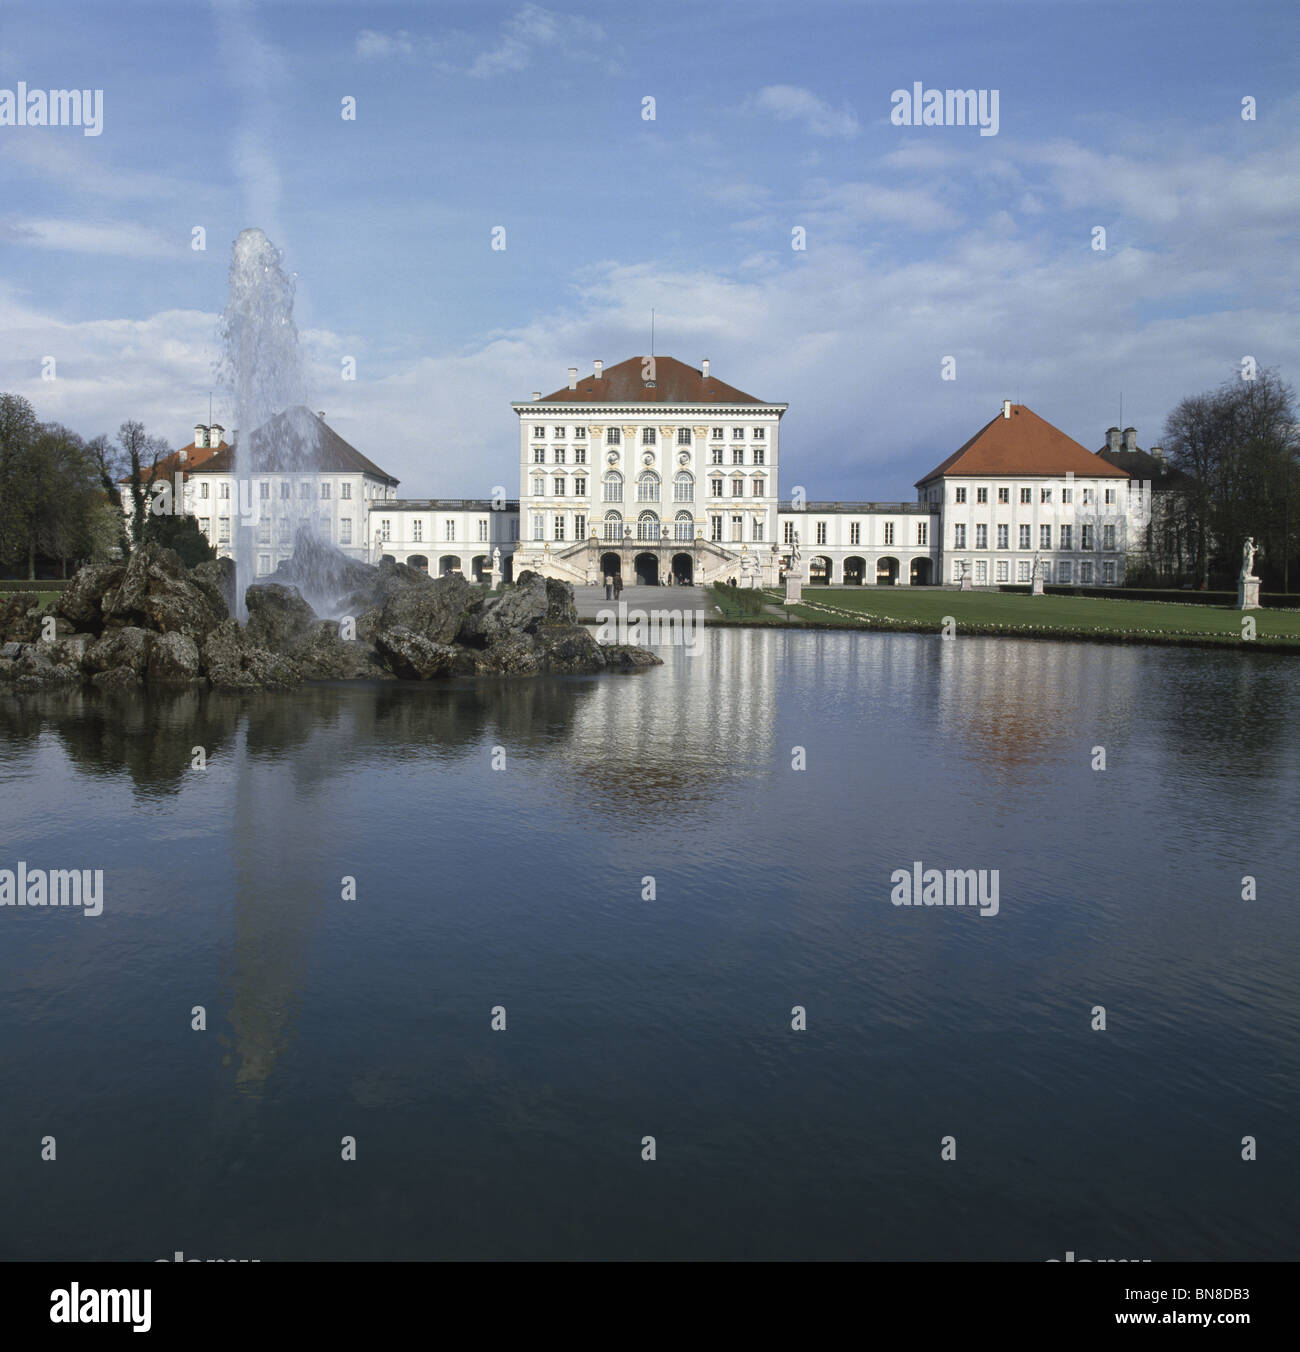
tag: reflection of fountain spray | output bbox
[217,228,319,620]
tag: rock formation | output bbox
[0,542,660,691]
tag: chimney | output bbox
[209,423,224,445]
[568,367,578,390]
[532,391,542,402]
[594,359,603,379]
[1002,400,1011,419]
[702,358,710,379]
[1151,445,1166,475]
[1106,426,1121,452]
[178,449,188,464]
[1123,426,1137,451]
[193,423,207,448]
[317,411,326,421]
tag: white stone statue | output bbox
[1240,536,1257,580]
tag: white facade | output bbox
[368,499,520,582]
[931,473,1129,586]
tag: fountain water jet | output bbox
[218,228,357,620]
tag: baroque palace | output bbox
[141,355,1168,590]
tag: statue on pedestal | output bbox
[1240,536,1258,580]
[1238,536,1261,611]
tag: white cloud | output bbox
[468,5,609,79]
[750,85,859,139]
[356,29,417,60]
[0,218,183,259]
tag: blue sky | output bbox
[1,0,1297,498]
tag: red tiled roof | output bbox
[917,405,1130,484]
[529,356,768,405]
[118,442,223,485]
[117,410,397,486]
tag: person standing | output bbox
[613,573,622,601]
[604,574,612,601]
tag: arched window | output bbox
[603,510,623,541]
[673,471,694,502]
[637,511,660,541]
[637,471,661,503]
[602,471,623,503]
[674,511,694,542]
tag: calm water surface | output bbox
[0,629,1296,1260]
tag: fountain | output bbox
[217,228,334,619]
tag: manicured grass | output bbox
[762,586,1300,649]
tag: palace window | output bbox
[257,519,271,545]
[996,560,1009,581]
[300,482,311,499]
[637,472,660,502]
[1020,487,1031,504]
[534,425,545,438]
[954,524,966,548]
[259,481,270,500]
[637,511,660,541]
[555,448,566,464]
[974,560,988,584]
[917,521,927,546]
[412,520,423,542]
[603,472,623,503]
[554,515,565,542]
[674,511,694,541]
[1059,562,1072,583]
[1060,524,1073,549]
[1082,488,1095,506]
[677,428,692,445]
[976,487,988,504]
[1017,560,1030,582]
[753,519,765,542]
[731,514,743,542]
[730,478,743,497]
[1080,561,1094,583]
[733,427,744,440]
[533,515,544,541]
[1040,524,1051,549]
[574,427,586,440]
[816,521,827,545]
[1081,524,1095,550]
[574,448,586,465]
[711,448,724,465]
[753,427,765,440]
[320,483,331,499]
[784,521,795,545]
[674,472,694,502]
[603,511,623,541]
[751,478,764,497]
[607,428,621,445]
[575,514,586,539]
[884,522,895,546]
[711,427,724,441]
[278,519,292,543]
[258,554,271,575]
[952,559,964,581]
[575,476,587,496]
[199,517,211,536]
[553,427,565,439]
[1105,488,1116,505]
[1062,488,1073,505]
[1103,561,1116,583]
[200,482,210,499]
[1041,487,1051,503]
[955,487,967,503]
[975,524,988,549]
[850,522,860,545]
[532,476,545,495]
[379,519,391,541]
[553,477,566,495]
[1019,525,1031,549]
[710,515,722,542]
[753,447,765,465]
[997,524,1008,549]
[444,520,454,541]
[710,477,723,497]
[642,427,656,445]
[340,518,352,545]
[220,482,230,500]
[1103,524,1116,550]
[998,487,1009,504]
[341,483,352,500]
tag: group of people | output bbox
[601,572,689,599]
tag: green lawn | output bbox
[763,586,1300,648]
